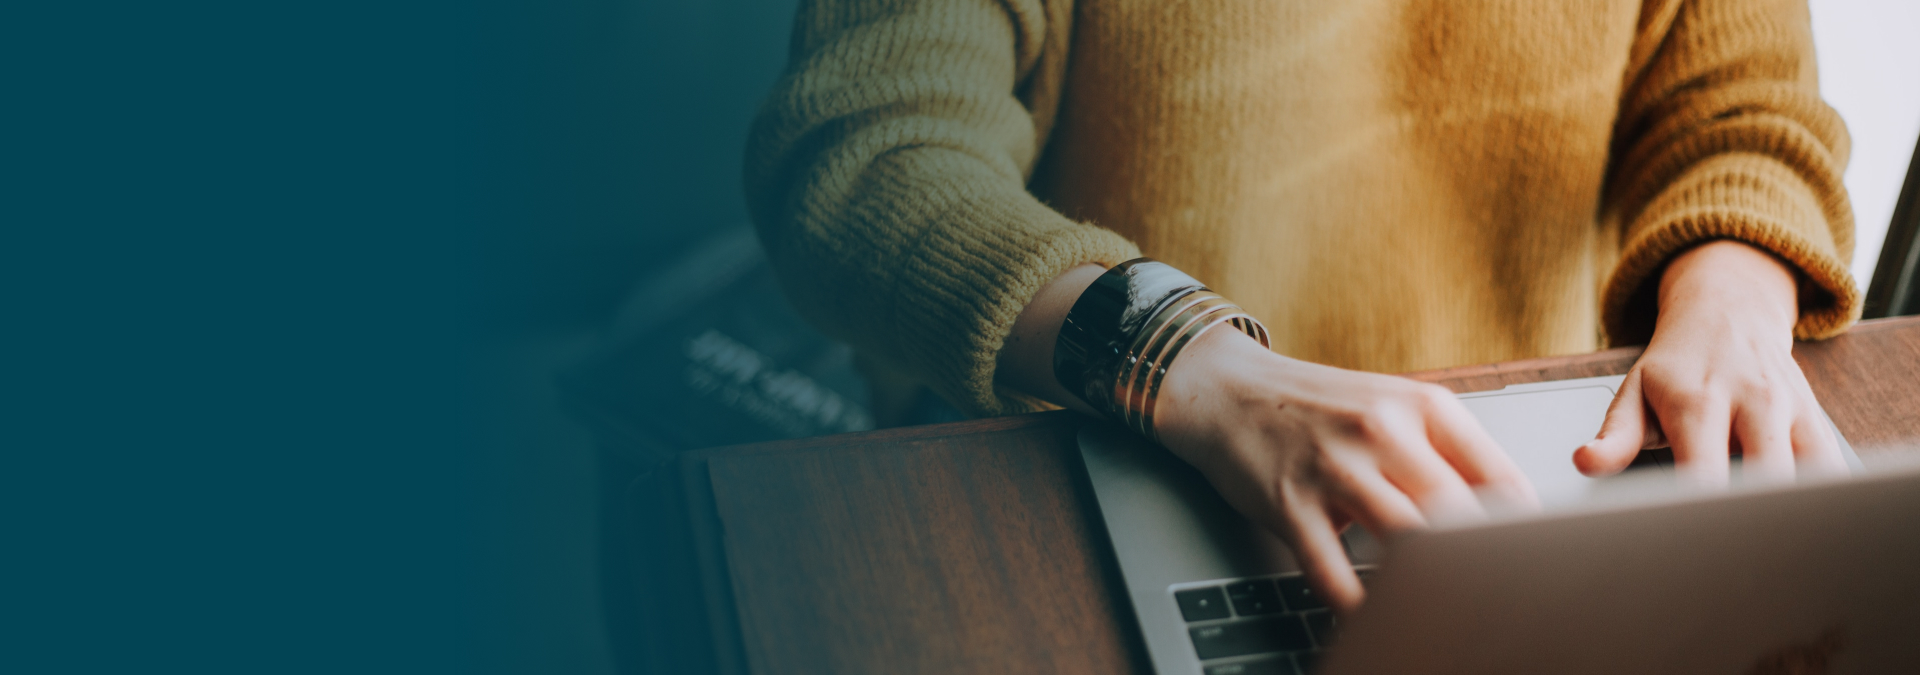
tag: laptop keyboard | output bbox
[1172,568,1372,674]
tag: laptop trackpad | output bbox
[1456,383,1617,509]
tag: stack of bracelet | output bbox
[1054,258,1270,441]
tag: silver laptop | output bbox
[1078,374,1920,674]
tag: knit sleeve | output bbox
[743,0,1139,417]
[1600,0,1858,345]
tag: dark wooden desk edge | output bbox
[684,315,1920,465]
[633,315,1920,674]
[1406,314,1920,395]
[1401,344,1640,391]
[685,315,1920,464]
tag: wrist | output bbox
[1154,327,1282,459]
[1049,258,1270,440]
[996,264,1108,415]
[1655,240,1798,335]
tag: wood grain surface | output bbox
[1788,316,1920,453]
[705,413,1143,674]
[685,317,1920,674]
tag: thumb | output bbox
[1575,369,1651,476]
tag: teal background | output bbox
[4,1,799,671]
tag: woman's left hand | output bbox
[1574,240,1848,486]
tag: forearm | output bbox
[1601,0,1855,344]
[744,0,1138,416]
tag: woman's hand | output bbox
[1152,327,1539,615]
[998,263,1535,615]
[1575,240,1847,486]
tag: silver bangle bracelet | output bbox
[1057,258,1269,441]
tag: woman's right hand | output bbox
[995,264,1538,614]
[1152,326,1539,615]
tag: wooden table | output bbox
[619,316,1920,675]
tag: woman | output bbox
[744,0,1857,613]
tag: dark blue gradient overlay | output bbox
[0,1,706,671]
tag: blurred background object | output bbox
[467,1,801,672]
[1864,131,1920,318]
[470,1,1920,672]
[1811,0,1920,317]
[467,1,959,673]
[1808,0,1920,294]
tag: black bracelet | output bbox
[1056,258,1272,432]
[1054,260,1203,414]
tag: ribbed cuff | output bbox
[892,194,1140,417]
[1603,153,1860,345]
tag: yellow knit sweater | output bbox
[744,0,1858,417]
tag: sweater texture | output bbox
[745,0,1858,417]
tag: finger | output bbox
[1731,401,1794,485]
[1575,369,1653,476]
[1373,433,1487,527]
[1790,406,1849,477]
[1664,391,1732,489]
[1420,389,1540,509]
[1277,484,1366,616]
[1328,506,1354,533]
[1318,455,1427,535]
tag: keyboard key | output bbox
[1275,576,1325,611]
[1302,610,1337,647]
[1204,657,1300,675]
[1176,586,1232,622]
[1224,579,1273,597]
[1226,579,1284,616]
[1189,616,1313,660]
[1293,650,1324,674]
